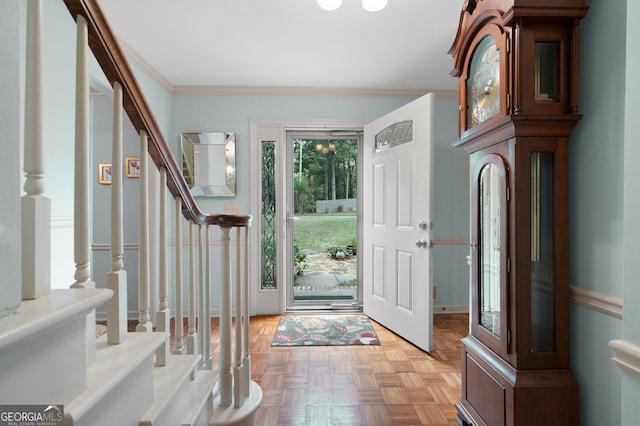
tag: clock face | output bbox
[467,35,501,127]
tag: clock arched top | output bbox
[449,8,507,78]
[458,24,509,137]
[459,24,507,82]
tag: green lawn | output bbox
[293,213,357,252]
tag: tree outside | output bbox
[292,138,358,281]
[293,138,358,213]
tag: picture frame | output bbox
[98,163,112,185]
[125,157,140,178]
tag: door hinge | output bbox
[507,330,511,344]
[507,258,511,273]
[507,93,511,111]
[506,185,510,201]
[507,34,511,54]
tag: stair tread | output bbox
[140,354,204,423]
[0,289,112,352]
[140,355,218,426]
[65,332,168,421]
[180,370,219,426]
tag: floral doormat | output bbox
[272,315,381,346]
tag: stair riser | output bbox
[0,316,87,404]
[187,394,214,426]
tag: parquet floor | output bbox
[160,313,468,425]
[246,313,468,425]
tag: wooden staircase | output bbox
[0,1,261,424]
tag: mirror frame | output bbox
[180,132,236,197]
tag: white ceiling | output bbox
[97,0,462,94]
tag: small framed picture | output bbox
[99,163,112,185]
[125,157,140,178]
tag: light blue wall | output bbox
[42,1,76,220]
[433,96,470,308]
[622,0,640,423]
[130,63,173,138]
[0,0,22,316]
[569,0,627,424]
[571,0,626,298]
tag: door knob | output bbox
[416,239,428,248]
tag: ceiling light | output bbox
[362,0,387,12]
[317,0,387,12]
[317,0,343,11]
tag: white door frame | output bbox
[285,130,363,311]
[249,119,366,315]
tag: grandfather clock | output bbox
[449,1,588,425]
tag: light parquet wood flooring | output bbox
[245,313,468,426]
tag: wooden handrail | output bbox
[62,0,250,228]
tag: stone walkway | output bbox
[293,251,357,300]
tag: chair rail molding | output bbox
[569,284,623,319]
[609,340,640,378]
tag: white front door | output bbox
[363,93,434,352]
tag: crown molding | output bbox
[118,40,175,93]
[173,85,457,98]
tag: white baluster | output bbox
[197,224,205,367]
[187,221,197,355]
[234,226,243,407]
[71,14,93,291]
[174,198,184,354]
[155,168,169,365]
[243,226,251,395]
[106,81,127,344]
[219,226,232,407]
[22,0,50,300]
[203,224,213,369]
[71,14,96,365]
[136,131,152,332]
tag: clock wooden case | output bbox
[449,1,587,425]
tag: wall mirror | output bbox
[181,132,236,197]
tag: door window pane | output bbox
[261,140,277,290]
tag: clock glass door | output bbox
[479,163,501,337]
[531,152,555,352]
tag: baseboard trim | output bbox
[433,304,469,314]
[569,285,623,319]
